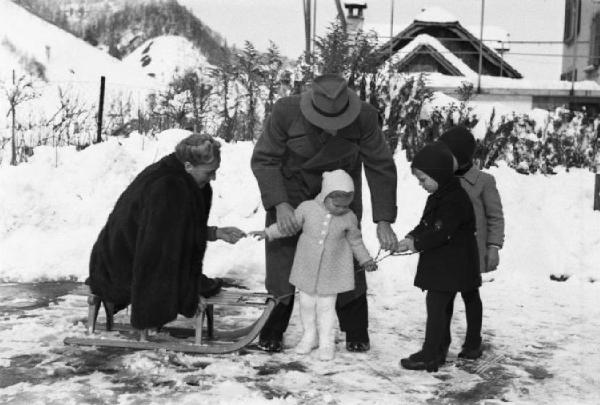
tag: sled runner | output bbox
[64,286,276,354]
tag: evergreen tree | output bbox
[210,57,238,142]
[263,41,284,119]
[235,41,265,141]
[313,21,350,75]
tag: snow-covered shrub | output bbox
[479,108,600,174]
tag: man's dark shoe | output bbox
[439,345,449,365]
[257,338,283,353]
[458,346,483,360]
[346,341,370,352]
[400,354,439,372]
[199,276,223,298]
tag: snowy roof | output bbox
[375,7,522,79]
[414,6,458,23]
[465,25,511,52]
[387,34,476,76]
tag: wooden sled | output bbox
[64,287,276,354]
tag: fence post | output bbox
[96,76,105,143]
[594,163,600,211]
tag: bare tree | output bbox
[1,71,38,165]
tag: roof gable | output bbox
[387,34,475,77]
[395,43,463,76]
[376,20,522,78]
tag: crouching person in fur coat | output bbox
[87,133,246,330]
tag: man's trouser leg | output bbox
[260,210,298,342]
[336,258,369,343]
[336,293,369,342]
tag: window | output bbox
[590,12,600,65]
[564,0,581,44]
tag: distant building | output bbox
[375,7,522,79]
[561,0,600,82]
[360,6,600,113]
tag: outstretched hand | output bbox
[216,227,247,244]
[248,230,267,241]
[396,238,415,253]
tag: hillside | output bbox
[123,35,214,86]
[10,0,231,64]
[0,0,151,85]
[0,0,158,138]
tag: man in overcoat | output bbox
[251,74,398,352]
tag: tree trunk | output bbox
[11,104,16,166]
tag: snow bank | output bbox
[1,130,598,285]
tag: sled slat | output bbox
[64,299,275,354]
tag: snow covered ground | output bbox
[1,130,599,404]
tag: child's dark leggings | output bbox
[423,289,482,359]
[423,290,456,359]
[443,288,483,350]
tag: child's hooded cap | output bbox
[411,143,455,186]
[316,169,355,203]
[438,126,476,167]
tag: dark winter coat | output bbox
[88,153,212,329]
[408,178,481,292]
[250,95,397,303]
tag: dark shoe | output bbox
[199,276,223,298]
[257,338,283,353]
[408,350,426,361]
[400,356,439,372]
[458,346,483,359]
[346,341,370,352]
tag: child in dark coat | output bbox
[439,126,505,360]
[396,143,480,372]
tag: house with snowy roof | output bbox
[354,5,600,113]
[374,7,521,79]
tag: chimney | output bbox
[344,2,367,38]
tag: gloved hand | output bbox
[361,260,378,272]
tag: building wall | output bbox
[436,89,534,113]
[561,0,600,82]
[469,94,534,114]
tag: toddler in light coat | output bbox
[251,170,376,360]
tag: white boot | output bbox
[316,294,337,361]
[295,291,318,354]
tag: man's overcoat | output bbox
[251,95,397,303]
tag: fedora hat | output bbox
[300,74,361,131]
